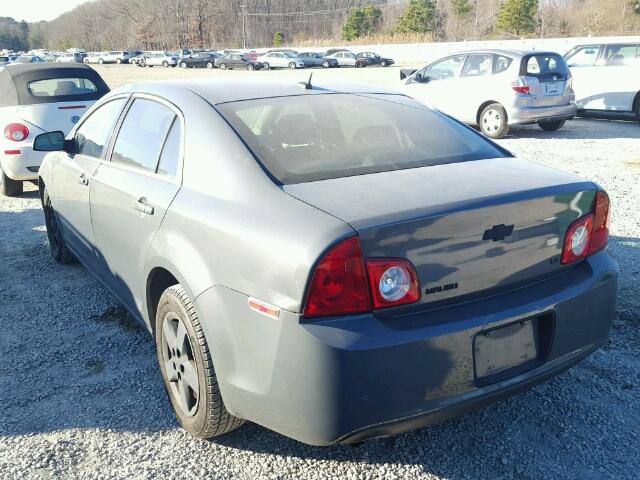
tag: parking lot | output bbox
[1,65,639,479]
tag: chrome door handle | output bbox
[134,197,154,215]
[78,173,89,186]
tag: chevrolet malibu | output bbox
[34,79,618,446]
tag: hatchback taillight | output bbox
[511,77,530,94]
[561,191,610,265]
[4,123,29,142]
[303,237,420,318]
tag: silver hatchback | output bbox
[400,49,577,138]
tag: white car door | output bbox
[401,55,466,114]
[450,53,494,122]
[593,43,640,111]
[566,45,606,110]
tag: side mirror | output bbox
[33,131,65,152]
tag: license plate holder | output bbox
[474,318,539,384]
[545,82,561,94]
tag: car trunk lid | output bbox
[284,157,596,307]
[520,52,571,107]
[17,101,95,135]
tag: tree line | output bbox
[1,0,639,52]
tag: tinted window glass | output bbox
[493,55,513,73]
[111,99,175,172]
[565,46,599,67]
[157,119,181,176]
[602,44,638,65]
[427,55,465,80]
[523,54,569,78]
[218,93,506,184]
[28,78,98,97]
[76,98,126,158]
[461,54,492,77]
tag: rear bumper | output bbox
[195,251,617,446]
[0,146,44,181]
[507,102,577,125]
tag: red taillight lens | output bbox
[4,123,29,142]
[589,191,610,255]
[303,237,371,318]
[511,77,530,94]
[561,214,593,265]
[365,259,420,309]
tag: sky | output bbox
[4,0,91,22]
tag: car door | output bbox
[402,55,466,113]
[51,97,128,266]
[89,96,182,316]
[451,53,494,121]
[595,43,640,111]
[565,45,603,110]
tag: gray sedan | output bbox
[34,79,617,446]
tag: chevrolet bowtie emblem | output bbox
[483,224,514,242]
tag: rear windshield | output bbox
[522,53,569,80]
[27,77,98,97]
[217,93,507,184]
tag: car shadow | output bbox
[507,118,640,140]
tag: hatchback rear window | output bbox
[522,54,569,79]
[27,77,98,97]
[218,93,507,184]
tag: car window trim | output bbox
[103,92,185,185]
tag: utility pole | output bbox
[240,5,247,49]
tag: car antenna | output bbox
[299,72,313,90]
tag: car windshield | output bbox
[218,93,507,184]
[27,78,98,97]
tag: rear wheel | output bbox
[322,60,329,68]
[479,103,510,139]
[180,61,187,68]
[538,119,566,131]
[262,62,269,70]
[156,285,244,439]
[0,170,23,197]
[98,58,104,64]
[116,58,122,64]
[42,187,74,264]
[246,63,254,71]
[162,60,169,67]
[206,61,213,69]
[219,63,227,70]
[288,62,296,69]
[380,60,388,67]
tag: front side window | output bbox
[28,77,98,97]
[565,46,600,67]
[218,93,506,184]
[461,54,492,77]
[75,98,127,158]
[111,99,175,172]
[426,55,465,81]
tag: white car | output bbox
[324,51,366,67]
[400,49,576,138]
[100,51,134,64]
[564,42,640,116]
[0,63,109,196]
[84,52,105,64]
[258,52,305,69]
[142,52,179,67]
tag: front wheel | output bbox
[380,60,388,67]
[98,58,104,64]
[479,103,510,139]
[116,58,122,64]
[162,61,169,67]
[246,63,254,71]
[156,285,244,439]
[538,119,566,131]
[206,62,213,69]
[180,61,187,68]
[42,187,74,264]
[322,60,329,68]
[219,63,226,70]
[1,170,23,197]
[262,62,269,70]
[288,62,296,69]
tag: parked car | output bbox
[214,54,263,70]
[141,52,179,67]
[83,52,104,64]
[130,52,149,66]
[266,48,298,56]
[297,52,339,68]
[179,52,219,69]
[324,48,349,56]
[0,63,109,196]
[325,51,366,67]
[0,56,9,67]
[98,51,134,64]
[258,51,305,69]
[564,42,640,117]
[56,52,87,63]
[400,49,576,138]
[357,51,394,67]
[34,78,616,446]
[10,55,47,64]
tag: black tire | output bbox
[355,61,365,68]
[98,58,104,64]
[262,62,269,70]
[219,63,227,70]
[380,60,388,67]
[41,187,74,264]
[116,58,122,64]
[156,285,244,439]
[180,61,187,68]
[206,62,213,69]
[162,60,169,67]
[288,62,296,69]
[479,103,510,139]
[322,60,329,68]
[246,63,254,71]
[1,170,23,197]
[538,119,566,131]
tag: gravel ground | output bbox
[1,66,639,480]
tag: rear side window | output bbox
[218,93,507,184]
[27,77,98,97]
[493,55,513,74]
[76,98,126,158]
[522,54,569,79]
[461,54,492,77]
[157,119,181,176]
[111,99,175,173]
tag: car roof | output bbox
[441,48,557,58]
[114,79,400,105]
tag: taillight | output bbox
[511,77,530,94]
[303,237,371,318]
[365,259,420,309]
[561,191,610,265]
[4,123,29,142]
[565,74,573,93]
[589,191,610,255]
[303,237,421,318]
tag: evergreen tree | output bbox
[395,0,437,34]
[273,31,283,47]
[341,5,382,40]
[496,0,538,36]
[452,0,473,20]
